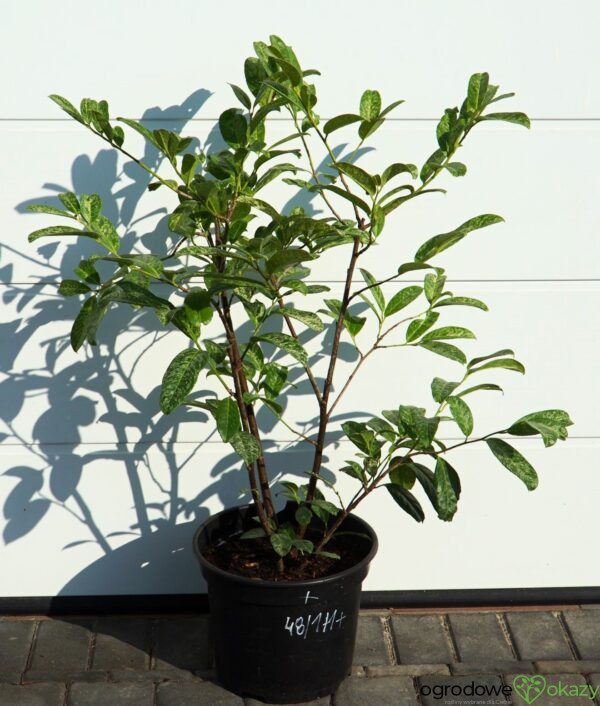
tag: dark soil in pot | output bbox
[193,503,378,704]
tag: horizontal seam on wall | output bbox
[2,117,600,123]
[0,437,595,447]
[2,279,600,287]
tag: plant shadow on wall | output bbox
[1,89,371,596]
[3,35,573,605]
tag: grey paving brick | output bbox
[448,612,513,662]
[564,610,600,658]
[92,616,151,670]
[391,614,452,664]
[0,682,66,705]
[365,664,449,677]
[450,660,534,675]
[153,616,210,672]
[351,616,388,666]
[28,619,92,676]
[505,611,572,660]
[588,673,600,695]
[334,676,418,705]
[68,681,155,705]
[0,620,36,672]
[508,673,593,705]
[245,697,330,705]
[418,675,509,706]
[24,670,108,683]
[109,667,206,682]
[535,659,600,674]
[157,680,243,705]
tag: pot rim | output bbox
[193,503,378,589]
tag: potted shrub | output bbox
[27,36,572,703]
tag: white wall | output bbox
[1,0,598,596]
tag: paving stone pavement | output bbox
[2,606,600,704]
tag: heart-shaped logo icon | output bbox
[513,675,547,704]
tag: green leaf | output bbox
[74,259,101,285]
[58,192,80,214]
[420,148,447,183]
[444,162,467,177]
[389,460,416,489]
[323,113,362,135]
[434,458,460,521]
[467,72,490,113]
[486,438,538,490]
[468,349,515,367]
[434,296,488,311]
[219,108,248,148]
[262,80,304,111]
[265,249,313,275]
[230,430,262,465]
[379,99,405,118]
[70,297,97,351]
[419,341,467,365]
[292,538,314,555]
[244,57,267,96]
[117,117,158,148]
[129,254,164,278]
[359,90,381,121]
[27,203,74,218]
[335,162,377,196]
[240,527,267,539]
[102,281,172,320]
[262,362,288,398]
[415,415,440,448]
[480,112,531,129]
[448,396,474,436]
[274,307,324,332]
[316,550,341,560]
[160,349,205,414]
[469,358,525,375]
[184,288,213,324]
[458,383,503,397]
[406,311,439,342]
[270,532,293,557]
[341,421,378,456]
[431,377,460,403]
[49,94,84,124]
[415,214,504,262]
[310,499,339,517]
[508,410,573,447]
[28,225,87,243]
[257,332,308,365]
[215,397,241,442]
[359,269,385,312]
[381,162,418,184]
[410,462,437,509]
[311,183,371,215]
[421,326,475,342]
[386,485,424,522]
[358,117,384,140]
[370,204,385,236]
[58,279,91,296]
[229,83,252,110]
[295,505,313,526]
[397,262,440,276]
[92,216,120,254]
[79,193,102,223]
[340,460,366,483]
[424,273,446,304]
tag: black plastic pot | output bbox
[193,504,378,704]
